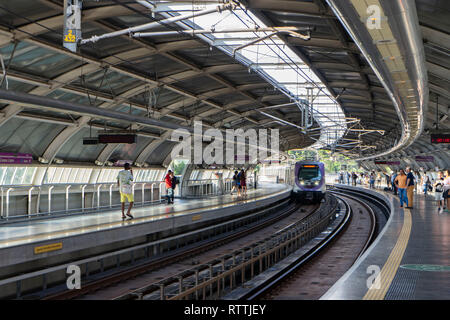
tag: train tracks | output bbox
[114,195,337,300]
[239,188,386,300]
[41,198,313,300]
[35,186,387,301]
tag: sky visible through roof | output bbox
[158,0,347,149]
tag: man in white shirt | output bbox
[117,163,134,219]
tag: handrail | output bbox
[0,180,165,221]
[0,175,261,220]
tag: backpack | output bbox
[172,176,179,189]
[435,182,443,193]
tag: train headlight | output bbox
[299,180,305,185]
[314,181,319,186]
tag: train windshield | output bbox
[298,165,321,181]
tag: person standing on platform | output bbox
[391,171,398,195]
[413,170,420,193]
[170,172,178,204]
[376,172,382,188]
[405,167,415,209]
[395,169,408,208]
[231,170,240,196]
[369,171,375,189]
[433,171,445,212]
[351,172,357,186]
[346,171,350,185]
[339,172,344,184]
[240,169,247,196]
[165,170,173,204]
[443,170,450,213]
[421,171,431,195]
[236,170,243,196]
[117,162,134,220]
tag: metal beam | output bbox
[0,4,142,47]
[135,131,172,164]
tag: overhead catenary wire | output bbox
[148,1,345,141]
[0,2,333,151]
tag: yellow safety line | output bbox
[0,188,288,246]
[363,208,412,300]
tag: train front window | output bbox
[298,166,321,181]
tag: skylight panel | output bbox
[150,1,347,149]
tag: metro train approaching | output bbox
[292,161,326,203]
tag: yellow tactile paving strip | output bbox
[363,208,412,300]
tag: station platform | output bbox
[322,185,449,300]
[0,183,292,269]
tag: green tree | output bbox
[171,160,188,175]
[288,149,361,174]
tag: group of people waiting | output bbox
[392,169,450,212]
[338,167,450,212]
[230,169,248,197]
[116,164,180,219]
[338,171,385,188]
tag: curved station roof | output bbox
[0,0,448,169]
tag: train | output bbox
[292,161,326,203]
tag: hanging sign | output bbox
[0,153,32,164]
[415,156,434,162]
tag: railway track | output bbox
[41,198,315,300]
[114,195,338,300]
[34,187,384,301]
[239,189,385,300]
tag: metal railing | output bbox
[0,196,291,299]
[125,194,339,300]
[0,181,167,221]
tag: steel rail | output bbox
[41,198,298,300]
[121,195,337,300]
[240,194,352,300]
[241,189,383,300]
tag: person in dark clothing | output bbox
[240,169,247,196]
[231,170,240,196]
[406,167,415,209]
[165,170,173,204]
[391,172,398,195]
[170,173,178,204]
[351,172,357,186]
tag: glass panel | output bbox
[135,170,143,182]
[11,167,26,184]
[69,168,79,183]
[97,169,105,183]
[103,170,111,182]
[22,167,36,184]
[60,168,72,183]
[0,168,5,184]
[298,165,322,181]
[3,168,16,185]
[83,168,93,183]
[148,170,155,181]
[54,168,64,184]
[12,167,26,184]
[75,168,86,183]
[46,167,57,184]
